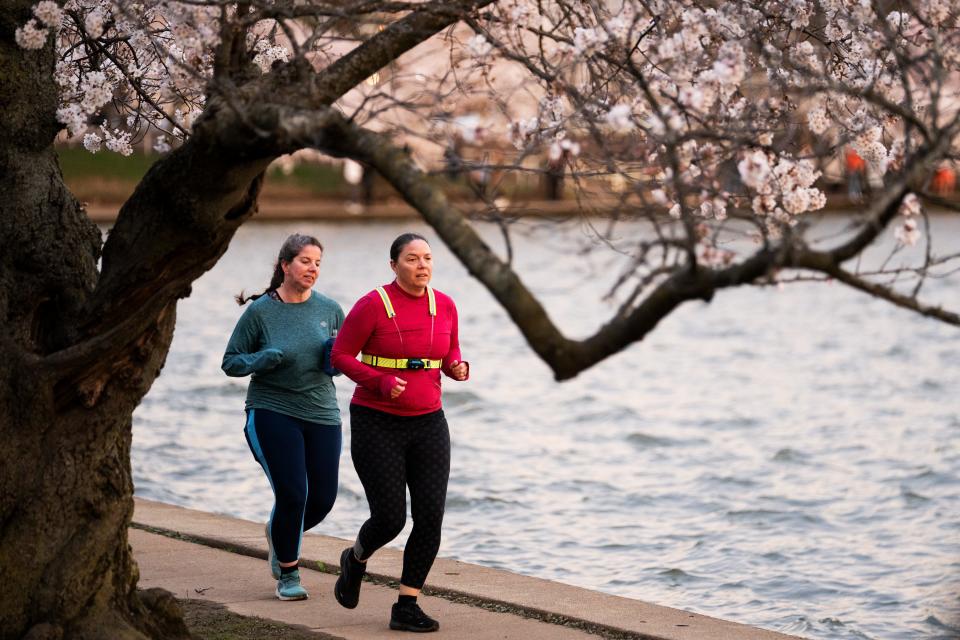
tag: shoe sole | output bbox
[275,587,309,601]
[389,620,439,633]
[334,548,359,609]
[266,522,280,580]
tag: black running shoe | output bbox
[334,547,364,609]
[390,601,440,633]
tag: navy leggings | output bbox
[244,408,341,563]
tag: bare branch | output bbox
[306,0,494,105]
[802,258,959,325]
[826,130,957,264]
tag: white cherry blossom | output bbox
[153,136,172,155]
[894,218,921,246]
[84,8,104,39]
[33,1,63,28]
[102,126,133,156]
[253,45,289,73]
[465,34,493,59]
[15,19,48,49]
[82,132,102,153]
[738,150,772,192]
[508,117,539,149]
[900,193,922,217]
[605,105,634,133]
[572,27,608,57]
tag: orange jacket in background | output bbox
[845,149,866,174]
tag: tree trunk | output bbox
[0,2,491,634]
[0,313,189,640]
[0,7,186,640]
[0,6,240,638]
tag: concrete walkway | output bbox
[132,499,803,640]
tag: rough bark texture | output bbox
[0,4,259,638]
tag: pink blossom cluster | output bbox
[474,0,958,254]
[18,0,228,154]
[895,194,923,246]
[14,0,959,260]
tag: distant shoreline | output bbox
[85,194,953,223]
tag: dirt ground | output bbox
[179,598,342,640]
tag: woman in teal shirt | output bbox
[222,233,344,601]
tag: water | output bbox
[132,214,960,639]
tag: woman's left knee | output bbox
[308,489,337,516]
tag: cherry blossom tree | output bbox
[2,0,959,637]
[410,0,960,376]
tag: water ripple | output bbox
[130,218,960,640]
[625,432,680,448]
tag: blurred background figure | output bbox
[343,159,374,212]
[845,148,867,203]
[930,164,956,196]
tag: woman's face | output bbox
[282,244,322,291]
[391,239,432,291]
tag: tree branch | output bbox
[83,1,491,357]
[794,252,959,325]
[250,0,494,108]
[826,130,956,263]
[83,156,266,340]
[331,118,580,373]
[313,114,784,379]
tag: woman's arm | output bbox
[331,295,397,397]
[221,309,283,377]
[322,302,347,376]
[441,301,469,381]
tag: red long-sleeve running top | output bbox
[331,281,466,416]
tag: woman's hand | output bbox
[390,376,407,398]
[258,348,284,370]
[448,360,469,381]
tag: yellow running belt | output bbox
[360,354,442,369]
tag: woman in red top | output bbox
[331,233,468,633]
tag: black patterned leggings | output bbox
[349,404,450,589]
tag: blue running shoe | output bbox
[276,570,308,601]
[265,522,281,579]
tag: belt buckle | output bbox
[406,358,425,370]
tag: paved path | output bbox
[132,499,803,640]
[133,528,597,639]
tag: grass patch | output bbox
[58,146,157,181]
[180,598,342,640]
[56,145,348,199]
[266,163,345,197]
[56,144,556,204]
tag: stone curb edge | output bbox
[130,521,655,640]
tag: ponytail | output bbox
[236,233,323,305]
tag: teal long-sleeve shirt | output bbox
[222,291,345,425]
